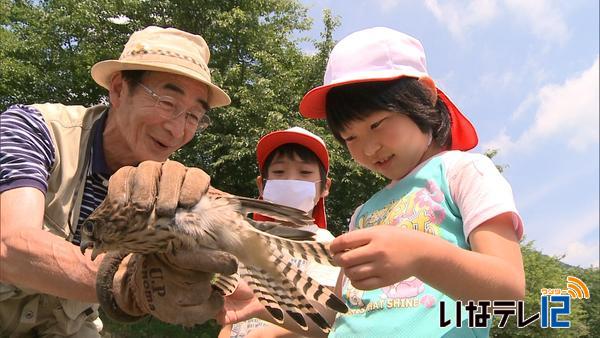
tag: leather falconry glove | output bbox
[85,160,238,326]
[83,160,348,333]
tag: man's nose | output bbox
[162,114,187,139]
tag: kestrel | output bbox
[81,187,347,332]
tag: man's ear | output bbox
[256,176,264,196]
[418,76,437,105]
[320,177,332,199]
[108,72,125,108]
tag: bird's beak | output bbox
[80,240,93,256]
[90,247,102,261]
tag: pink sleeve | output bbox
[445,152,523,241]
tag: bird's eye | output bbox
[83,220,94,234]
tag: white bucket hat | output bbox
[300,27,478,151]
[91,26,231,108]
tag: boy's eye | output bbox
[300,171,313,175]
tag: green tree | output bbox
[0,0,140,108]
[575,266,600,337]
[490,241,591,337]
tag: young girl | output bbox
[222,27,524,337]
[220,127,340,338]
[306,26,525,337]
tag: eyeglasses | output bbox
[137,82,211,133]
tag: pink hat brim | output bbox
[299,74,478,151]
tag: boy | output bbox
[219,127,340,337]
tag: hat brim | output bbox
[299,73,478,151]
[256,130,330,172]
[299,69,425,119]
[91,60,231,108]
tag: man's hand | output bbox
[98,248,237,326]
[94,160,238,326]
[107,160,210,217]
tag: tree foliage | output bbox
[486,150,596,337]
[489,241,594,337]
[2,1,596,337]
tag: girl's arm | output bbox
[417,212,524,301]
[330,212,524,302]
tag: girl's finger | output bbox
[330,229,373,254]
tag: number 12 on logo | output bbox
[540,295,570,328]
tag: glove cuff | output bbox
[96,251,147,323]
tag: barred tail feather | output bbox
[239,265,285,324]
[248,219,316,240]
[266,236,336,266]
[211,273,240,296]
[231,196,314,226]
[268,247,347,314]
[248,265,311,331]
[256,252,332,332]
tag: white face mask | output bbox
[262,179,317,213]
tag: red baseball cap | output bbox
[299,27,478,151]
[255,127,329,229]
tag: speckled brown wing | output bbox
[81,187,348,332]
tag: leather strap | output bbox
[96,251,147,323]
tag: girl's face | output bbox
[339,110,433,180]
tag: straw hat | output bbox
[91,26,231,108]
[255,127,330,229]
[299,27,478,151]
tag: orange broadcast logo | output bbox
[538,275,590,328]
[564,276,590,299]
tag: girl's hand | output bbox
[217,279,263,325]
[330,226,430,290]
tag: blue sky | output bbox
[297,0,599,267]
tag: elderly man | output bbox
[0,26,236,336]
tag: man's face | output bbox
[108,71,209,164]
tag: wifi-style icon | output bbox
[564,276,590,299]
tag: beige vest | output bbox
[0,103,106,336]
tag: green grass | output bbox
[99,310,221,338]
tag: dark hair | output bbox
[261,143,327,191]
[325,77,452,148]
[120,70,147,91]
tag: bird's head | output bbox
[79,216,105,261]
[79,198,142,260]
[80,197,175,259]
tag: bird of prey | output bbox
[80,187,348,332]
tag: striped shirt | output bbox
[0,104,110,245]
